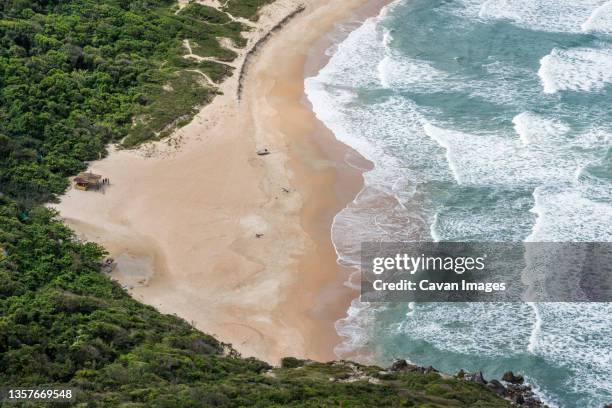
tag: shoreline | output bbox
[249,0,390,361]
[52,0,388,364]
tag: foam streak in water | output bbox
[478,0,608,33]
[512,112,569,145]
[582,0,612,33]
[527,302,542,353]
[538,47,612,94]
[307,0,612,405]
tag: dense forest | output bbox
[0,0,251,205]
[0,0,511,405]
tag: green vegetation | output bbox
[222,0,276,21]
[0,0,511,406]
[198,61,235,84]
[126,70,216,146]
[180,4,248,48]
[0,208,510,406]
[0,0,250,203]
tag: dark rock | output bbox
[503,381,546,408]
[390,363,547,407]
[390,359,419,372]
[502,370,525,384]
[486,379,507,396]
[389,360,437,374]
[100,258,116,274]
[474,371,486,384]
[465,371,487,384]
[390,359,408,372]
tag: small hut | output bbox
[74,172,102,191]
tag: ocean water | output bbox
[305,0,612,406]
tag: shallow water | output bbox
[305,0,612,406]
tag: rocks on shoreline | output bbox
[390,359,546,407]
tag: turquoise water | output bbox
[305,0,612,406]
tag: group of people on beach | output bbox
[102,178,110,185]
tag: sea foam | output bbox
[478,0,609,33]
[527,185,612,242]
[423,122,587,187]
[512,112,569,145]
[376,30,448,90]
[306,0,612,405]
[582,0,612,33]
[529,303,612,404]
[538,47,612,94]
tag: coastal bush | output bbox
[281,356,305,369]
[198,60,235,83]
[0,0,249,182]
[222,0,276,21]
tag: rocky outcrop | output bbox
[100,258,116,274]
[458,369,545,407]
[389,360,547,407]
[487,379,508,397]
[464,370,487,385]
[503,371,525,384]
[390,359,439,374]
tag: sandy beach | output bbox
[53,0,386,363]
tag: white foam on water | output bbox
[478,0,608,33]
[456,0,612,38]
[422,124,464,184]
[311,18,385,90]
[512,112,570,145]
[471,61,539,107]
[334,298,380,360]
[538,47,612,94]
[377,55,449,91]
[307,87,443,273]
[527,302,542,353]
[570,126,612,149]
[377,29,449,90]
[375,28,396,89]
[527,382,562,408]
[527,185,612,242]
[433,206,533,241]
[582,0,612,33]
[522,132,612,404]
[308,0,612,405]
[528,303,612,405]
[394,302,534,356]
[306,2,440,358]
[429,213,441,242]
[423,122,589,187]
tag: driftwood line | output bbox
[237,4,306,100]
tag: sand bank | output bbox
[53,0,387,363]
